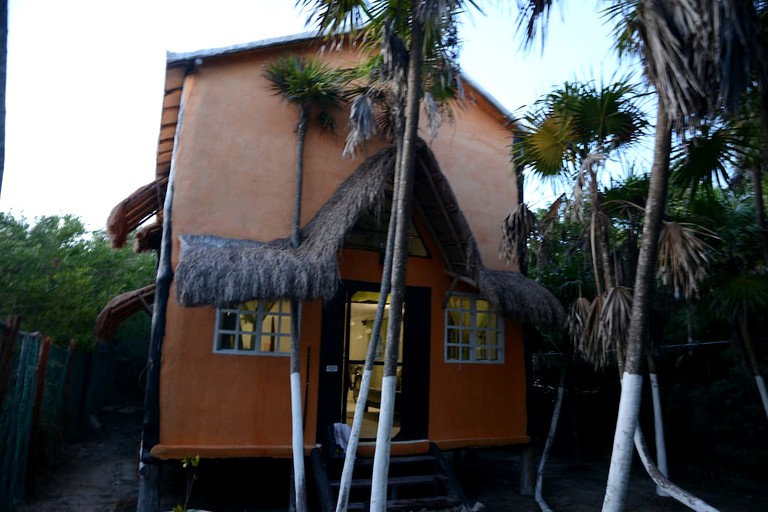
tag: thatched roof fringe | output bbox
[477,269,565,327]
[107,177,168,249]
[134,220,164,253]
[95,284,156,341]
[175,148,398,307]
[174,142,565,327]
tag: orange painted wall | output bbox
[152,42,525,459]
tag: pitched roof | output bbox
[174,141,564,327]
[107,177,168,249]
[95,284,156,341]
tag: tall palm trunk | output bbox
[602,101,671,512]
[535,369,566,512]
[755,82,768,266]
[336,141,403,512]
[0,0,5,199]
[646,351,669,497]
[590,168,614,292]
[737,310,768,420]
[290,105,309,512]
[370,12,423,511]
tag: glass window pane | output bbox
[240,312,258,334]
[239,334,254,351]
[218,333,235,350]
[220,311,237,331]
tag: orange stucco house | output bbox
[99,32,563,505]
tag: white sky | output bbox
[1,0,637,230]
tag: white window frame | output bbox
[444,293,504,364]
[213,299,296,356]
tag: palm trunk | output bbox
[369,13,423,512]
[0,0,6,199]
[590,168,614,292]
[633,425,719,511]
[290,108,309,512]
[755,82,768,266]
[603,101,671,512]
[336,146,402,512]
[738,310,768,420]
[647,352,669,497]
[535,369,566,512]
[292,108,308,248]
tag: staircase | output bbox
[311,444,468,511]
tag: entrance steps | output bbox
[311,444,468,511]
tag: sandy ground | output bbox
[16,404,768,512]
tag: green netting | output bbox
[33,344,74,475]
[0,333,41,512]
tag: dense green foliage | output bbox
[0,212,155,348]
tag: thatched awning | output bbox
[134,220,163,253]
[175,142,564,327]
[95,284,156,341]
[107,177,168,249]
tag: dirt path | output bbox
[15,405,768,511]
[17,404,142,512]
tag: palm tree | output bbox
[264,55,345,512]
[512,80,647,293]
[299,2,475,510]
[0,0,7,199]
[520,1,761,510]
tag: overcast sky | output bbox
[1,0,635,230]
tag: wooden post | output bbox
[518,445,536,496]
[138,66,187,512]
[31,336,52,433]
[27,335,52,493]
[0,315,21,407]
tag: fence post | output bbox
[27,336,52,494]
[0,315,21,408]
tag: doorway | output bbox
[317,281,430,444]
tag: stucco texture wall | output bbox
[152,42,524,458]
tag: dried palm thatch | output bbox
[499,203,537,268]
[567,296,591,347]
[95,284,156,341]
[577,294,607,369]
[175,141,565,327]
[107,177,168,249]
[656,221,711,300]
[600,286,633,368]
[134,219,163,253]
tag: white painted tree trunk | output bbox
[633,425,719,511]
[535,375,565,512]
[370,374,399,510]
[602,373,643,512]
[291,370,307,512]
[289,303,307,512]
[369,11,423,511]
[649,372,669,497]
[755,375,768,420]
[336,180,398,511]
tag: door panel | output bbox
[317,281,430,443]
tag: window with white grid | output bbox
[445,294,504,363]
[214,300,293,356]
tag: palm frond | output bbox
[264,55,346,132]
[577,294,608,369]
[711,273,768,316]
[600,286,633,365]
[500,203,537,268]
[343,94,376,158]
[656,221,713,300]
[567,296,591,347]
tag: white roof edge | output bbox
[461,74,514,122]
[165,32,514,123]
[167,31,319,64]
